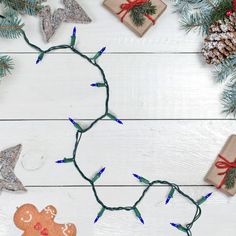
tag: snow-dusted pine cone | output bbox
[202,13,236,64]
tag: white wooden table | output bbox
[0,0,235,235]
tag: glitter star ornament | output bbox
[39,0,92,42]
[0,144,26,192]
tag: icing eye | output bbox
[21,217,23,221]
[26,211,29,213]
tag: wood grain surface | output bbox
[0,0,233,235]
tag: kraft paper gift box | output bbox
[103,0,167,37]
[205,135,236,196]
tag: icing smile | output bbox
[21,212,32,223]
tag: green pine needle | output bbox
[222,81,236,116]
[173,0,232,35]
[225,168,236,189]
[179,11,211,34]
[0,15,24,39]
[0,0,43,15]
[210,0,233,25]
[174,1,236,116]
[214,55,236,116]
[130,2,156,27]
[3,7,19,19]
[0,55,14,78]
[214,60,236,83]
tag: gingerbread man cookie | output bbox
[14,204,77,236]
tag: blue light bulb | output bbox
[55,159,64,164]
[92,47,106,60]
[36,52,44,64]
[205,192,213,199]
[94,208,105,223]
[138,216,144,224]
[170,223,187,232]
[99,167,106,175]
[165,196,171,205]
[165,188,175,205]
[94,216,100,223]
[170,223,178,228]
[133,174,141,180]
[73,27,76,36]
[99,47,106,54]
[36,58,41,64]
[116,119,123,125]
[69,117,76,125]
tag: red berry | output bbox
[226,10,233,16]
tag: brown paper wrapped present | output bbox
[103,0,167,37]
[205,135,236,196]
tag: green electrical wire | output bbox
[16,27,207,236]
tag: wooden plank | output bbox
[0,186,234,236]
[0,0,203,53]
[0,120,234,186]
[0,54,219,119]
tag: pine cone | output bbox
[202,13,236,64]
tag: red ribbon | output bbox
[233,0,236,12]
[215,154,236,189]
[117,0,156,24]
[34,223,48,235]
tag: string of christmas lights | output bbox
[19,27,211,236]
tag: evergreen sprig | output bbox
[0,14,24,39]
[174,0,236,116]
[0,0,44,15]
[179,10,211,34]
[210,0,233,24]
[214,54,236,116]
[2,7,19,19]
[225,168,236,189]
[222,81,236,116]
[0,8,24,79]
[0,55,14,78]
[130,2,156,26]
[214,54,236,83]
[173,0,222,34]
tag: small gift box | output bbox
[205,135,236,196]
[103,0,167,37]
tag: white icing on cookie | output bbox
[21,213,32,223]
[62,224,68,236]
[44,207,56,216]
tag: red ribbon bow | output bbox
[117,0,155,24]
[215,154,236,189]
[34,223,48,235]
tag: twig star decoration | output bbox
[0,144,26,192]
[39,0,92,42]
